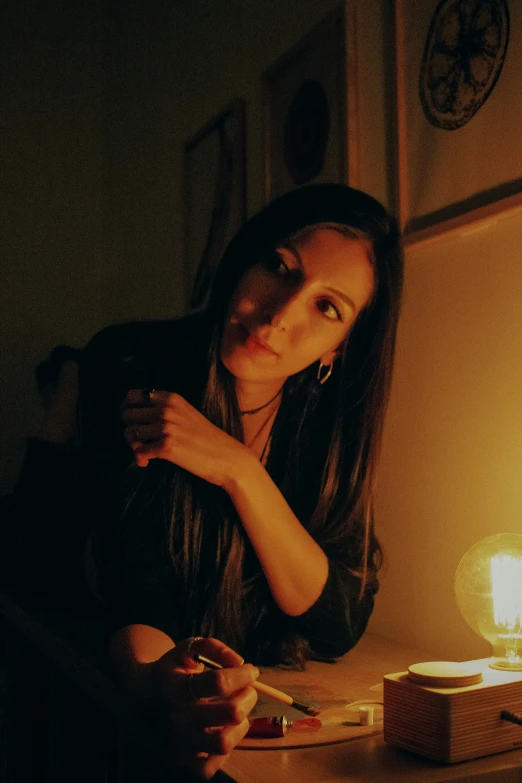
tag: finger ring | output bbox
[187,673,204,701]
[143,388,156,401]
[186,635,204,662]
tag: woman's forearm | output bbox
[224,454,329,616]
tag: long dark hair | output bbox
[162,184,403,665]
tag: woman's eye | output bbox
[264,251,290,276]
[317,299,343,321]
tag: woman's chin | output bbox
[220,353,282,385]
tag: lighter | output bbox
[246,715,322,738]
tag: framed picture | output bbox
[183,99,246,311]
[262,4,359,201]
[394,0,522,245]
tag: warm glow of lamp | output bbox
[455,533,522,671]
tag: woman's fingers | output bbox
[122,395,188,428]
[175,718,251,779]
[121,391,185,447]
[122,389,183,412]
[122,389,155,407]
[153,637,258,704]
[174,685,258,731]
[122,408,158,426]
[124,423,162,445]
[173,636,246,670]
[185,665,259,701]
[180,717,252,755]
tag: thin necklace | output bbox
[245,407,277,464]
[259,422,275,466]
[240,388,283,416]
[245,407,277,450]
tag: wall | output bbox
[2,0,521,663]
[1,1,106,489]
[1,0,351,489]
[370,210,522,661]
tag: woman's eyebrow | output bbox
[324,286,356,313]
[279,242,303,267]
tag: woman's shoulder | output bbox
[84,312,209,358]
[80,312,212,403]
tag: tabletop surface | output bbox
[1,595,521,783]
[223,633,522,783]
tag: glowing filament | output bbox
[491,555,522,631]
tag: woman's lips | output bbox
[240,326,278,356]
[245,335,277,355]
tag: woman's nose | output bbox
[262,291,302,330]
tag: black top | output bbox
[80,313,376,663]
[0,438,95,610]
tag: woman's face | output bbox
[220,227,375,385]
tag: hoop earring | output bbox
[317,361,333,385]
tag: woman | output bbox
[80,183,403,778]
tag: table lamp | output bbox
[383,533,522,763]
[455,532,522,671]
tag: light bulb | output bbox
[455,533,522,671]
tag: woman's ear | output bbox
[320,336,348,367]
[319,349,338,367]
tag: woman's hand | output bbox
[121,389,252,489]
[132,637,259,780]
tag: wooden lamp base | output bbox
[383,659,522,763]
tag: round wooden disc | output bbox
[407,661,483,688]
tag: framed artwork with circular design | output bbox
[394,0,522,245]
[262,4,359,202]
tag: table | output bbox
[223,633,522,783]
[1,593,521,783]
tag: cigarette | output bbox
[193,653,320,717]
